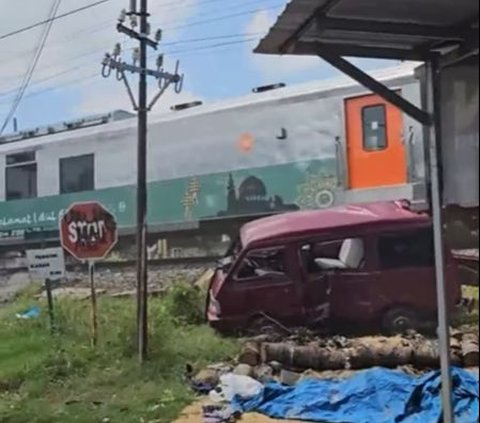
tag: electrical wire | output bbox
[164,4,282,31]
[0,0,63,135]
[0,32,263,95]
[8,0,278,64]
[0,0,111,42]
[0,1,282,108]
[164,37,258,55]
[0,36,261,106]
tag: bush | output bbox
[162,283,205,326]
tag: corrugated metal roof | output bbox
[255,0,478,61]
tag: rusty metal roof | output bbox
[255,0,479,61]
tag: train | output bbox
[0,63,428,257]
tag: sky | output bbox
[0,0,399,133]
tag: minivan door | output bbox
[328,271,374,323]
[302,237,374,324]
[299,242,333,325]
[217,245,303,328]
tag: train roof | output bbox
[0,62,419,153]
[240,201,430,247]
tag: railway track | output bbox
[0,255,220,276]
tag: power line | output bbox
[0,0,111,42]
[7,0,278,64]
[0,0,63,135]
[0,37,260,105]
[0,73,98,106]
[165,4,282,31]
[1,32,263,93]
[164,37,258,55]
[0,0,280,104]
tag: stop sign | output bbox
[60,202,118,261]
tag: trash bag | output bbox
[15,306,41,320]
[209,373,262,403]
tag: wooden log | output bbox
[259,336,459,372]
[260,343,348,371]
[462,333,479,367]
[238,341,261,366]
[348,336,415,369]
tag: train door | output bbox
[345,94,407,189]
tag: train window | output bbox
[5,151,37,201]
[362,104,387,151]
[60,154,94,194]
[6,151,35,166]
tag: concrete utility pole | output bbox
[101,0,183,363]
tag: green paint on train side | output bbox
[0,159,337,239]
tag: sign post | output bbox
[88,261,98,347]
[26,247,65,333]
[59,202,118,347]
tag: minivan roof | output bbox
[240,201,430,248]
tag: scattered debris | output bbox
[15,306,41,320]
[233,364,254,378]
[208,374,262,403]
[194,269,215,291]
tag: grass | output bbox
[456,285,480,327]
[0,284,239,423]
[0,283,477,422]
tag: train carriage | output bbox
[0,63,426,253]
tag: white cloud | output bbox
[245,9,319,78]
[0,0,201,118]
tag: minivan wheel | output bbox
[382,307,420,334]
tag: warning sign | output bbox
[26,247,65,281]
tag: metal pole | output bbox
[426,59,454,423]
[45,279,55,334]
[136,0,149,363]
[89,261,98,347]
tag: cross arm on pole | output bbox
[117,23,158,49]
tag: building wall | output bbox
[440,62,479,208]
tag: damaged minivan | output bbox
[207,201,467,334]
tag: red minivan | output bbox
[207,201,465,334]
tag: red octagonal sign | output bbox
[60,202,118,261]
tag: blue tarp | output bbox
[234,367,479,423]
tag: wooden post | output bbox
[45,278,55,334]
[88,261,98,347]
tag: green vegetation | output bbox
[0,284,238,423]
[455,285,480,327]
[1,282,477,423]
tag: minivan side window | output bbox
[301,238,365,273]
[378,229,434,269]
[235,247,286,281]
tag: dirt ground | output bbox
[173,400,302,423]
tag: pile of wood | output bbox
[238,330,479,373]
